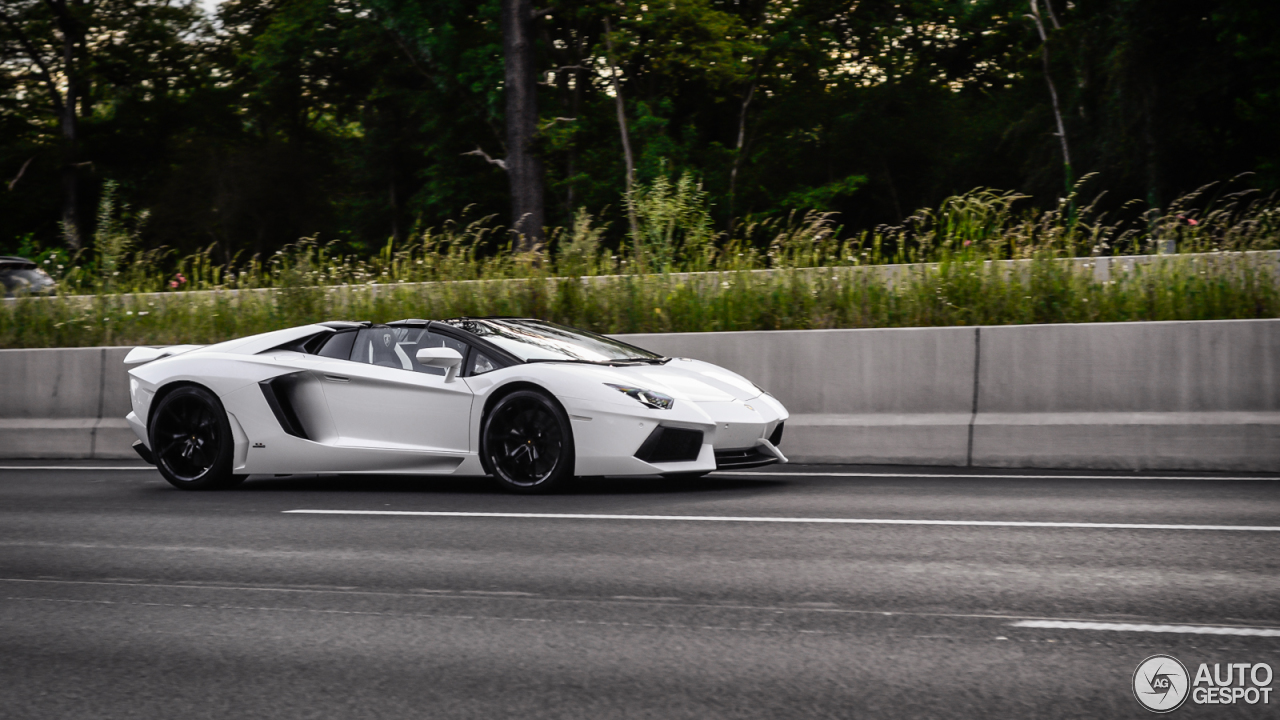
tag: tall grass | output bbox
[3,175,1278,348]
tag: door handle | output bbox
[323,374,350,383]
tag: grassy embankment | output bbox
[2,176,1278,348]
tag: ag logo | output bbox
[1133,654,1190,713]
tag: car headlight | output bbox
[605,383,674,410]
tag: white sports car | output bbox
[124,318,788,493]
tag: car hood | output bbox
[543,358,765,403]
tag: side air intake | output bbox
[259,374,309,439]
[634,427,703,464]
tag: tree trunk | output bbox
[602,18,637,240]
[51,0,84,249]
[566,57,582,213]
[501,0,544,251]
[566,72,578,212]
[727,81,755,234]
[1029,0,1072,197]
[389,177,403,245]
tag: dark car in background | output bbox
[0,256,56,298]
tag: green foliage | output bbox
[778,176,868,214]
[3,177,1277,348]
[4,0,1280,347]
[551,209,610,277]
[3,253,1274,349]
[6,0,1280,255]
[92,181,149,285]
[627,172,717,272]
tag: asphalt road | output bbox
[1,462,1278,719]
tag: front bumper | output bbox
[564,394,788,477]
[126,410,148,446]
[715,437,788,470]
[132,440,156,465]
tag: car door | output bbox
[319,326,474,454]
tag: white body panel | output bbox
[126,324,788,478]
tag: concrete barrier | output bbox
[969,320,1280,470]
[619,327,977,465]
[622,319,1280,471]
[0,346,136,459]
[1,319,1276,469]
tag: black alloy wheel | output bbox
[482,390,574,493]
[149,385,244,490]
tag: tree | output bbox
[1,0,213,248]
[1,0,89,246]
[368,0,548,251]
[4,0,1280,257]
[1026,0,1072,195]
[501,0,545,249]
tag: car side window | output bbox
[352,327,467,376]
[471,351,496,376]
[316,330,357,360]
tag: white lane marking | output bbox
[283,509,1280,532]
[1010,620,1280,637]
[713,471,1280,481]
[0,466,152,471]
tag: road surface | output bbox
[1,462,1277,718]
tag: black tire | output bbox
[149,385,239,491]
[481,390,575,494]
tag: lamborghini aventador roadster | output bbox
[124,317,788,492]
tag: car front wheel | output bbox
[482,390,574,494]
[149,385,243,490]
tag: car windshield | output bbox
[445,318,663,363]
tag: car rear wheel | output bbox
[482,390,574,494]
[149,385,242,490]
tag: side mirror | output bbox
[416,347,464,382]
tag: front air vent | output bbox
[259,375,309,439]
[714,447,779,470]
[768,421,784,446]
[635,427,703,464]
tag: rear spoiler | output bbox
[123,345,204,365]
